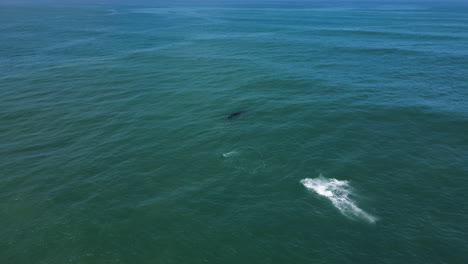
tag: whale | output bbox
[227,111,246,120]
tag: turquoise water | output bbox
[1,1,468,263]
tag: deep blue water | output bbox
[1,1,468,263]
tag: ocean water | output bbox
[1,1,468,263]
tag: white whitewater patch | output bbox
[222,150,239,158]
[301,176,377,223]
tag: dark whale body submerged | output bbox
[227,111,246,120]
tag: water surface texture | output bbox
[1,1,468,263]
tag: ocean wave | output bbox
[301,176,377,223]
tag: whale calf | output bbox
[227,111,246,120]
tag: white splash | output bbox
[301,176,377,223]
[222,150,239,158]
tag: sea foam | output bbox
[222,150,239,158]
[301,176,377,223]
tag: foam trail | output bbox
[301,176,377,223]
[222,150,239,158]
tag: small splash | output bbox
[221,147,265,175]
[222,150,239,158]
[301,176,377,223]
